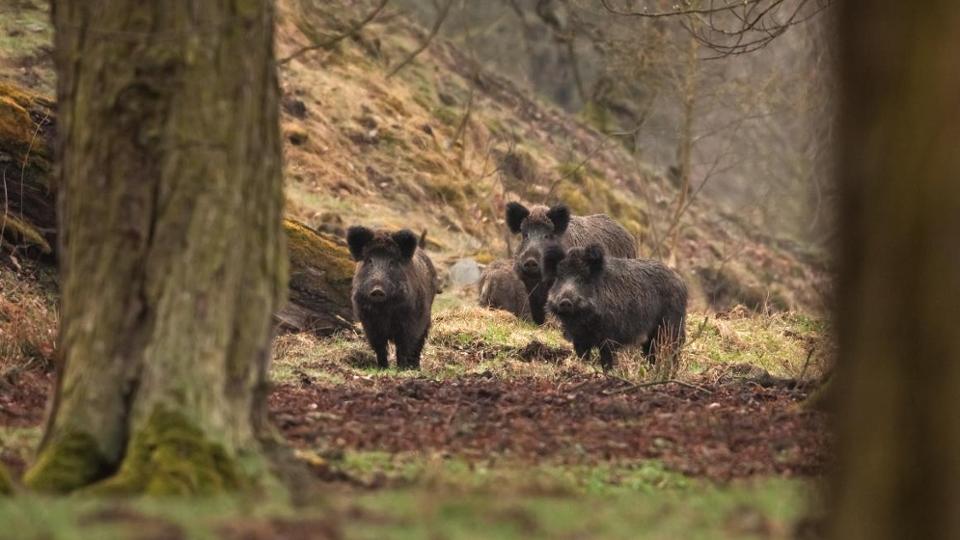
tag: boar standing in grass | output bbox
[543,244,687,371]
[347,226,438,369]
[478,259,531,320]
[506,202,637,324]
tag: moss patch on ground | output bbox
[0,453,817,539]
[0,3,54,92]
[0,463,12,496]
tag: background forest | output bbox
[1,0,948,539]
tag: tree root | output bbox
[86,408,246,496]
[23,431,111,494]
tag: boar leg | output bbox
[529,302,547,325]
[397,330,428,370]
[573,341,592,361]
[373,343,389,369]
[526,281,550,325]
[366,334,389,369]
[599,343,617,372]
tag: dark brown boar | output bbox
[543,243,687,371]
[478,259,531,320]
[346,226,438,369]
[505,202,637,324]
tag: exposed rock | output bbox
[281,95,308,119]
[448,258,481,288]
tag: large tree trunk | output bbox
[831,2,960,538]
[24,1,287,494]
[0,81,356,339]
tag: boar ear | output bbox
[542,245,566,280]
[346,226,374,261]
[505,202,530,234]
[418,229,428,248]
[547,204,571,234]
[584,243,605,274]
[392,229,419,260]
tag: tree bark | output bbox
[24,1,287,494]
[278,219,355,336]
[831,1,960,538]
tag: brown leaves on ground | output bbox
[271,373,829,481]
[1,363,829,484]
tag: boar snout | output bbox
[554,297,574,314]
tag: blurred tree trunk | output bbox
[24,1,287,494]
[831,1,960,538]
[668,29,699,254]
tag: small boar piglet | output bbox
[543,243,687,371]
[505,201,637,325]
[478,259,531,320]
[346,226,438,369]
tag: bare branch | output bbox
[599,0,754,19]
[387,0,454,77]
[277,0,391,66]
[598,0,832,58]
[448,85,475,150]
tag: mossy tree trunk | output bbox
[831,1,960,538]
[24,1,287,494]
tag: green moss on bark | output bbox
[0,83,53,164]
[23,431,111,493]
[284,219,354,285]
[280,219,356,334]
[0,82,56,255]
[87,408,244,496]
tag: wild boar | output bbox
[478,259,531,320]
[346,226,438,369]
[543,243,687,371]
[506,201,637,324]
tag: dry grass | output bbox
[0,266,56,376]
[271,292,830,386]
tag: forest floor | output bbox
[0,270,831,539]
[0,1,831,537]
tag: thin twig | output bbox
[448,85,475,150]
[1,170,8,249]
[277,0,390,66]
[544,135,619,199]
[604,375,713,396]
[387,0,453,77]
[796,346,816,385]
[599,0,831,58]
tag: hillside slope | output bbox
[272,1,826,312]
[0,0,827,313]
